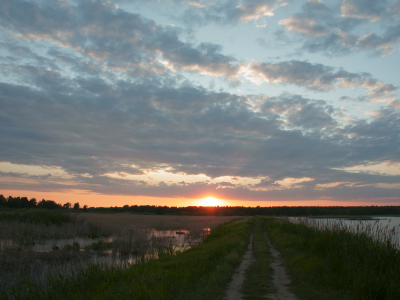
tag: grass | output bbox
[240,217,275,299]
[0,209,72,226]
[79,213,240,231]
[263,217,400,300]
[1,217,252,300]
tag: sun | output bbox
[196,196,225,207]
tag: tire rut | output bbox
[224,233,254,300]
[264,233,298,300]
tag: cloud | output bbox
[1,65,400,202]
[178,0,287,27]
[0,0,240,79]
[278,16,328,37]
[0,0,399,203]
[1,0,396,95]
[244,60,396,100]
[340,0,396,22]
[277,0,400,56]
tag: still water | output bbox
[0,229,210,291]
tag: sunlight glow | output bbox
[196,196,225,207]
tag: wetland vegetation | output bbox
[0,209,239,298]
[1,214,250,300]
[264,217,400,300]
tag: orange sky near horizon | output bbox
[1,189,399,208]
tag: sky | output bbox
[0,0,400,207]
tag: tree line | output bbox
[0,195,85,211]
[1,194,400,216]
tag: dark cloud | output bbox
[1,68,399,202]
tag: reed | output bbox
[0,218,252,300]
[263,217,400,300]
[0,213,239,298]
[0,209,72,226]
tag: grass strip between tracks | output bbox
[240,217,275,299]
[1,218,252,300]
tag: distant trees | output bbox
[1,193,400,216]
[0,194,87,211]
[29,198,37,207]
[85,204,400,216]
[1,196,39,209]
[36,199,61,209]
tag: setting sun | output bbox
[196,196,225,207]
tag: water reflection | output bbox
[0,228,210,292]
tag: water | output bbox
[290,216,400,248]
[0,228,210,292]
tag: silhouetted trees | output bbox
[84,204,400,216]
[1,194,400,216]
[0,195,63,210]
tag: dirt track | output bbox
[224,234,254,300]
[224,232,298,300]
[264,233,298,300]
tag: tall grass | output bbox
[263,217,400,300]
[1,218,252,300]
[292,217,400,248]
[0,220,113,250]
[0,209,72,226]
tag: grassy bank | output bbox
[263,217,400,300]
[240,217,275,299]
[1,218,252,300]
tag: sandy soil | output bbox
[264,233,298,300]
[224,234,254,300]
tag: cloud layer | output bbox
[0,0,399,203]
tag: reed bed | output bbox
[264,217,400,300]
[0,212,238,298]
[290,217,400,248]
[79,213,239,231]
[1,218,252,300]
[0,221,112,249]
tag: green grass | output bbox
[1,218,252,300]
[262,217,400,300]
[240,217,275,299]
[0,209,72,226]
